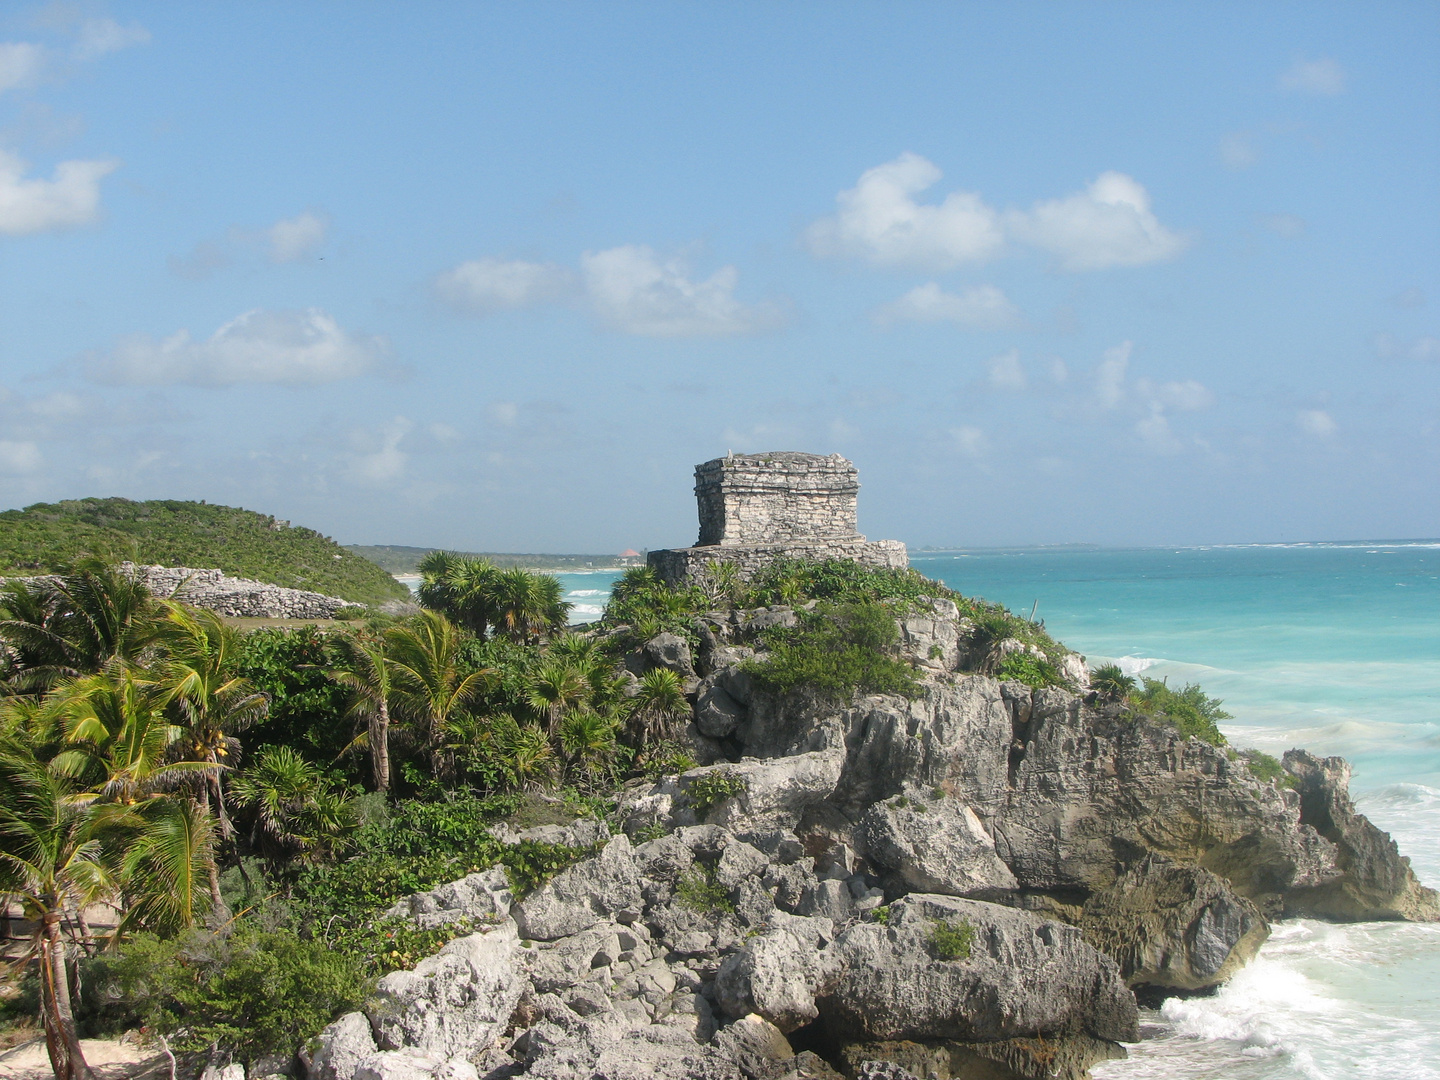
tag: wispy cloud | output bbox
[1279,56,1346,96]
[434,257,577,314]
[1296,409,1337,437]
[266,210,328,263]
[83,309,388,387]
[582,245,789,337]
[874,282,1020,329]
[986,349,1027,391]
[1375,333,1440,363]
[0,42,45,94]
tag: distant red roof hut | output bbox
[618,549,641,564]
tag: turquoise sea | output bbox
[553,542,1440,1079]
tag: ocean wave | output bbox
[565,589,608,597]
[1099,920,1440,1080]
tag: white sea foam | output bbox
[566,589,608,597]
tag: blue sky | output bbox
[1,2,1437,551]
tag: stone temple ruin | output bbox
[648,451,907,585]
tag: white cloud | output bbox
[1375,333,1440,362]
[581,245,787,337]
[0,42,45,93]
[0,149,117,235]
[1048,358,1070,384]
[1220,131,1259,170]
[1006,172,1189,271]
[1094,341,1131,408]
[949,426,989,456]
[1139,378,1214,411]
[435,257,577,314]
[487,401,519,426]
[1296,409,1337,437]
[1279,56,1346,96]
[349,417,411,484]
[1392,287,1425,310]
[168,240,230,281]
[267,211,328,263]
[1135,403,1182,454]
[875,282,1020,329]
[72,18,150,61]
[0,440,42,473]
[84,308,387,387]
[986,349,1027,391]
[806,153,1004,270]
[1259,213,1306,239]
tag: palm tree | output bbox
[117,797,216,937]
[490,569,570,644]
[629,667,689,748]
[527,662,590,737]
[328,632,395,792]
[48,668,198,806]
[385,611,492,776]
[152,603,268,912]
[229,746,356,873]
[0,752,113,1080]
[1090,663,1137,703]
[0,559,159,692]
[559,709,620,789]
[416,551,500,638]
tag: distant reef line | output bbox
[348,544,639,574]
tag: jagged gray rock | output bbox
[352,1051,477,1080]
[859,794,1017,898]
[1079,857,1269,990]
[815,895,1137,1047]
[304,1012,377,1080]
[370,923,524,1058]
[1283,749,1440,920]
[514,835,644,941]
[383,867,513,930]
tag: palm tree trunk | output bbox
[42,911,95,1080]
[370,699,390,792]
[196,783,227,920]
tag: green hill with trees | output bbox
[0,498,409,606]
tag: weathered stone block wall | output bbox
[132,565,358,619]
[695,452,861,547]
[649,538,908,588]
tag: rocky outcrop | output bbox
[1282,750,1440,920]
[513,835,644,941]
[816,895,1137,1046]
[303,587,1436,1080]
[370,922,526,1057]
[859,795,1017,899]
[384,867,512,930]
[1078,857,1268,991]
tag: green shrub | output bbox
[928,918,975,961]
[641,739,698,778]
[675,867,733,913]
[1243,750,1294,787]
[994,651,1064,689]
[1130,678,1230,747]
[870,905,890,925]
[90,926,367,1062]
[686,770,747,817]
[745,601,920,700]
[740,559,943,609]
[1090,663,1137,700]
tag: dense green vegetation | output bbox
[1129,677,1232,746]
[347,545,624,573]
[745,601,921,699]
[0,498,408,606]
